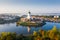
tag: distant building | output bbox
[20,18,28,22]
[54,16,59,18]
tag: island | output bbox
[16,11,46,26]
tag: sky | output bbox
[0,0,60,14]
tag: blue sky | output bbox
[0,0,60,14]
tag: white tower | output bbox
[27,11,31,19]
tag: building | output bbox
[54,16,59,18]
[20,11,32,22]
[26,11,31,20]
[20,11,43,22]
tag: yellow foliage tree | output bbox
[52,26,57,32]
[33,31,38,36]
[34,35,42,40]
[48,26,58,39]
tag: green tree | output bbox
[12,32,16,40]
[6,36,13,40]
[16,34,24,40]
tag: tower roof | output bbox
[28,11,31,14]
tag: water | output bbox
[0,22,60,35]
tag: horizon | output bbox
[0,13,60,16]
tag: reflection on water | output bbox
[27,26,31,32]
[16,23,41,33]
[0,22,60,35]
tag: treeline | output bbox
[0,32,33,40]
[0,26,60,40]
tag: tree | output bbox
[6,36,13,40]
[54,35,59,40]
[42,37,50,40]
[48,30,54,39]
[48,26,58,40]
[52,26,57,32]
[12,32,16,40]
[39,30,45,38]
[34,35,42,40]
[16,34,24,40]
[1,32,7,40]
[33,31,38,37]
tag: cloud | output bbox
[0,0,59,13]
[0,5,60,13]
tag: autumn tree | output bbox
[33,31,38,37]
